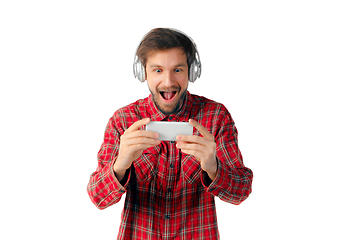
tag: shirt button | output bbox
[170,141,175,144]
[165,215,170,219]
[168,116,173,120]
[167,188,172,193]
[170,164,174,168]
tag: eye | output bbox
[155,69,162,73]
[174,69,181,73]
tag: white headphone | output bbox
[133,28,202,83]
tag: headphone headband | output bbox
[133,28,201,83]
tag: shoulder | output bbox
[116,97,148,117]
[189,93,236,137]
[190,93,230,117]
[108,96,149,131]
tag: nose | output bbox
[163,70,175,87]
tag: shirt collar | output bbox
[147,91,193,122]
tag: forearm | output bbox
[113,154,128,182]
[205,158,218,181]
[114,167,127,182]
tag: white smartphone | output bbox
[146,121,193,141]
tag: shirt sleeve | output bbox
[87,115,131,210]
[200,106,253,205]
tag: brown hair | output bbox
[136,28,197,71]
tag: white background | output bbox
[1,1,359,239]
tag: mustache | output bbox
[157,87,180,92]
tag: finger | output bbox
[177,139,216,154]
[188,119,214,140]
[177,141,206,152]
[121,130,159,144]
[126,130,159,139]
[126,118,151,133]
[176,135,208,146]
[125,136,161,146]
[129,143,160,152]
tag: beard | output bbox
[150,86,187,115]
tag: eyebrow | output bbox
[148,63,187,68]
[175,64,187,68]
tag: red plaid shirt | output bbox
[87,91,253,239]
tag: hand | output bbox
[176,119,218,180]
[113,118,160,181]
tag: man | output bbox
[87,28,253,239]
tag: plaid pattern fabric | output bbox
[87,91,253,239]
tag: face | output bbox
[145,48,189,115]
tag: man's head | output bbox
[135,28,199,115]
[136,28,197,76]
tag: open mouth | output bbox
[160,91,177,101]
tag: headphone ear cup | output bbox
[189,63,195,83]
[133,59,146,82]
[140,64,145,82]
[189,60,201,83]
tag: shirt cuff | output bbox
[201,158,226,196]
